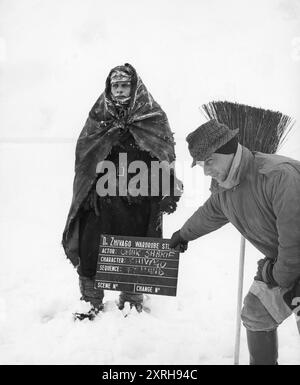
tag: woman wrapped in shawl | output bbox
[62,63,182,320]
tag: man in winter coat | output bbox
[170,119,300,365]
[63,63,182,320]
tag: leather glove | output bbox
[254,257,277,287]
[169,230,188,253]
[283,279,300,317]
[159,196,178,214]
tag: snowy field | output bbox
[0,143,299,365]
[1,0,300,365]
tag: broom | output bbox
[201,101,294,364]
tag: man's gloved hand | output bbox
[283,279,300,317]
[169,230,188,252]
[254,257,278,287]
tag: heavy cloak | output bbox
[62,64,182,267]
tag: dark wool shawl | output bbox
[62,64,181,267]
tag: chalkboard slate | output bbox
[95,235,180,296]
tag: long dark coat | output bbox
[62,64,182,271]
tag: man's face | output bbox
[196,153,234,183]
[111,81,131,100]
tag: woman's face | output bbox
[111,81,131,100]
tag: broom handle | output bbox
[296,315,300,335]
[234,235,246,365]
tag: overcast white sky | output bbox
[0,0,299,153]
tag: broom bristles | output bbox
[202,101,294,153]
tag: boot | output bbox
[246,329,278,365]
[74,306,101,321]
[118,292,144,313]
[74,276,105,320]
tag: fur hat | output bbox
[186,119,239,167]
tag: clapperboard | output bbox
[95,235,180,296]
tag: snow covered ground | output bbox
[1,0,300,365]
[0,142,299,365]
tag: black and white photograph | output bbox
[0,0,300,367]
